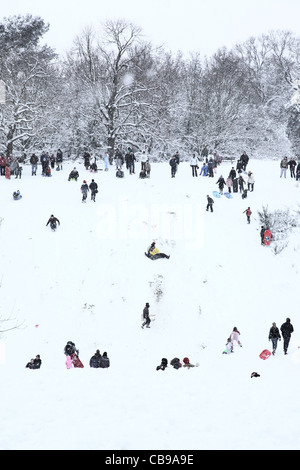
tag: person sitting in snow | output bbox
[222,338,234,355]
[99,351,110,368]
[13,190,22,200]
[156,358,168,371]
[26,354,42,369]
[68,167,79,181]
[89,349,102,368]
[145,242,170,260]
[64,341,79,357]
[46,214,60,230]
[182,357,196,368]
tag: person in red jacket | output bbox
[243,207,252,224]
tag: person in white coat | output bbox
[230,327,242,348]
[190,154,199,177]
[247,171,255,191]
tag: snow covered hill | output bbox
[0,157,300,450]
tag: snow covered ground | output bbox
[0,156,300,450]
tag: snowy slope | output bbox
[0,157,300,450]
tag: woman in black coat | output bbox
[268,322,281,355]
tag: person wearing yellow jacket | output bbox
[145,242,170,260]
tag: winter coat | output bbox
[230,329,240,343]
[143,305,150,320]
[229,168,236,180]
[280,158,288,168]
[0,156,6,166]
[89,181,98,192]
[100,352,110,368]
[226,177,232,188]
[200,164,208,176]
[30,154,38,164]
[89,351,102,368]
[81,183,89,194]
[268,326,281,340]
[280,319,294,338]
[247,173,255,184]
[190,156,198,166]
[169,157,177,168]
[216,177,226,189]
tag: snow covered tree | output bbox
[0,15,57,156]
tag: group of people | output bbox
[114,147,151,179]
[156,357,197,371]
[222,318,294,357]
[268,318,294,355]
[280,156,299,179]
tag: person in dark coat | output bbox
[26,355,42,369]
[56,149,63,170]
[141,302,151,328]
[100,351,110,368]
[89,179,98,201]
[268,322,281,355]
[169,155,177,178]
[240,151,249,170]
[206,195,214,212]
[280,318,294,354]
[229,167,236,181]
[216,176,226,194]
[68,168,79,181]
[260,226,265,245]
[89,350,102,368]
[64,341,79,357]
[46,215,60,230]
[145,242,170,260]
[81,180,89,202]
[156,358,168,371]
[288,157,296,178]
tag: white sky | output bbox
[1,0,300,57]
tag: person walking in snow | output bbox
[81,180,89,202]
[288,157,296,178]
[226,176,233,193]
[216,175,226,194]
[141,302,151,328]
[190,153,199,177]
[280,157,288,178]
[206,195,214,212]
[243,207,252,224]
[238,174,246,193]
[268,322,281,355]
[230,327,242,349]
[169,154,178,178]
[280,318,294,355]
[247,171,255,191]
[89,179,98,201]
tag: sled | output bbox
[212,191,221,198]
[264,229,271,246]
[71,353,84,368]
[224,192,233,199]
[259,349,271,360]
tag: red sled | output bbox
[259,349,271,360]
[71,353,84,368]
[264,229,271,246]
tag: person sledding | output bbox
[64,341,83,367]
[26,354,42,369]
[156,358,168,371]
[46,214,60,230]
[145,242,170,260]
[68,167,79,181]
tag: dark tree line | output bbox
[0,14,299,160]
